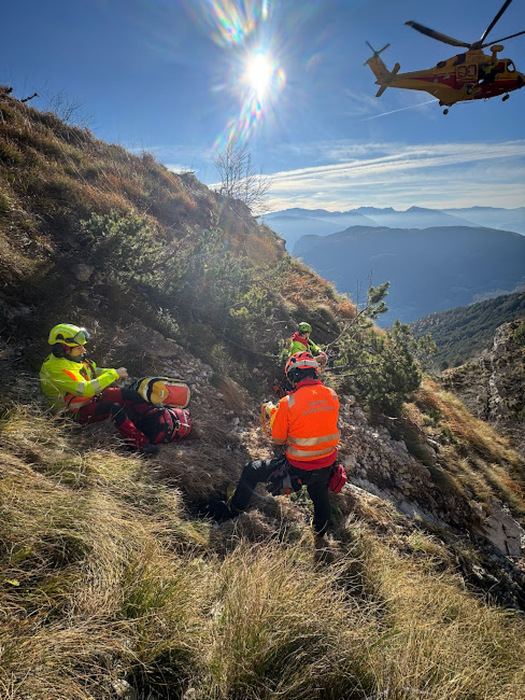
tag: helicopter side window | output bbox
[506,61,515,73]
[437,60,447,68]
[453,54,467,66]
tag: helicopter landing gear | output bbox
[502,94,510,102]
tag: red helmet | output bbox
[285,351,319,379]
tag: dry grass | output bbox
[362,532,525,699]
[1,403,525,699]
[200,540,378,700]
[413,378,525,519]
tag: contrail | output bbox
[361,99,436,120]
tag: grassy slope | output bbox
[1,405,524,700]
[1,94,525,698]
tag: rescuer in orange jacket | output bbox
[227,351,340,536]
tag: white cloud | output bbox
[125,136,525,211]
[267,140,525,210]
[164,163,198,174]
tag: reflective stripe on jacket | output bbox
[39,355,119,412]
[271,379,339,468]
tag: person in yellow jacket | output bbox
[288,322,327,366]
[226,351,340,537]
[40,323,157,454]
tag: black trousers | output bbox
[230,456,333,536]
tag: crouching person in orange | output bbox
[39,323,157,455]
[228,351,340,538]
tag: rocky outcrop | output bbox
[337,396,525,559]
[441,319,525,456]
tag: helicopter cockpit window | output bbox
[437,60,447,68]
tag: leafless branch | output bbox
[214,138,272,214]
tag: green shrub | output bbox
[79,209,166,291]
[337,314,423,416]
[512,320,525,345]
[0,139,24,164]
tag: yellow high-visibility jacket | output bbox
[288,335,322,357]
[39,354,119,412]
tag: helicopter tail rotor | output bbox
[364,42,401,95]
[365,41,390,61]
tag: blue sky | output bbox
[2,0,524,211]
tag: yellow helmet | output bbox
[48,323,91,347]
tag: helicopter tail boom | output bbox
[365,44,400,96]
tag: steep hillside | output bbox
[0,87,352,389]
[1,91,525,699]
[441,318,525,457]
[294,225,525,325]
[410,291,525,368]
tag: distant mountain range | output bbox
[261,206,525,252]
[292,225,525,326]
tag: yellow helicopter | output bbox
[365,0,525,114]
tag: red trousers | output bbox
[75,387,150,451]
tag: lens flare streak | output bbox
[186,0,286,147]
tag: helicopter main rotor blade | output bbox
[479,28,525,48]
[405,21,470,48]
[479,0,513,46]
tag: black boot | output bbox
[205,496,240,522]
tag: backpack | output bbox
[328,464,347,494]
[136,406,192,445]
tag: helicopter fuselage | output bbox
[366,47,525,106]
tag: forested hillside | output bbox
[1,90,525,700]
[411,291,525,368]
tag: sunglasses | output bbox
[64,329,91,345]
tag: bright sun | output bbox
[245,52,273,99]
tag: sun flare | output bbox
[245,52,273,99]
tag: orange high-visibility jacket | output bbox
[271,379,340,469]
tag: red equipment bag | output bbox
[133,376,191,408]
[328,463,347,494]
[136,406,192,445]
